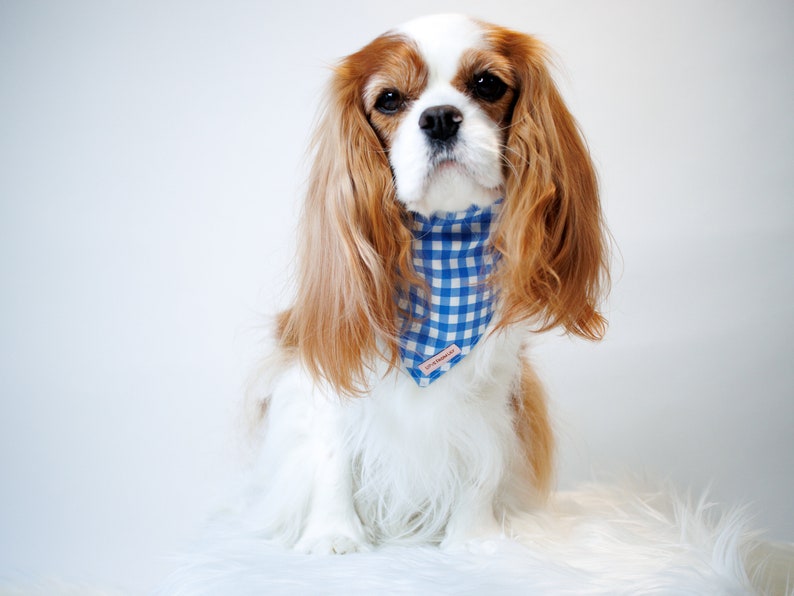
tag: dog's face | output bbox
[360,15,516,214]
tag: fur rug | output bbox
[156,483,792,595]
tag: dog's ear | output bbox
[278,38,417,396]
[487,28,609,339]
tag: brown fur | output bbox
[277,35,426,396]
[483,24,609,341]
[512,361,555,497]
[451,48,517,129]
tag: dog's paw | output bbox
[295,533,368,555]
[440,512,504,552]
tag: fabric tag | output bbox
[418,344,462,376]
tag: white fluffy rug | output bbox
[156,483,792,595]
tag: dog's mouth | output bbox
[432,158,463,174]
[390,134,504,213]
[427,154,492,188]
[428,151,470,175]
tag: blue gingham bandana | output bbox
[398,200,502,387]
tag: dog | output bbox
[253,13,609,554]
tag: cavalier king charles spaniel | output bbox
[254,14,609,554]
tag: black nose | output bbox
[419,105,463,142]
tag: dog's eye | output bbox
[375,89,404,114]
[471,72,507,102]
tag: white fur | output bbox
[256,15,526,554]
[396,14,486,83]
[256,327,532,553]
[388,82,504,213]
[390,15,504,214]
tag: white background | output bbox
[1,0,792,593]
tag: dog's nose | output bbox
[419,105,463,142]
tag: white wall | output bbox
[1,0,791,592]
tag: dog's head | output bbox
[281,15,609,394]
[363,14,511,214]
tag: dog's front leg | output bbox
[294,398,368,555]
[440,488,503,550]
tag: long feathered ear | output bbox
[277,39,416,396]
[487,28,609,339]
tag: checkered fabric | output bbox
[398,200,502,387]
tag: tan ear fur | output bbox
[278,36,421,396]
[486,27,610,340]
